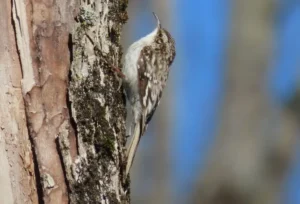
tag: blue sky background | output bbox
[172,0,300,203]
[171,0,228,202]
[128,0,300,203]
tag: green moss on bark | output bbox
[66,0,129,203]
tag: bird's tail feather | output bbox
[126,123,141,176]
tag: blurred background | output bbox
[122,0,300,203]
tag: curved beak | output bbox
[152,12,161,29]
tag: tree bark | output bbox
[63,0,129,203]
[0,1,38,203]
[1,0,129,203]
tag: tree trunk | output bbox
[192,0,299,204]
[1,0,129,203]
[0,1,38,203]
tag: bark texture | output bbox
[193,1,298,204]
[0,0,38,203]
[2,0,129,203]
[60,0,129,203]
[12,0,78,203]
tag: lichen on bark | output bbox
[58,0,129,203]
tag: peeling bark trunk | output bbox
[0,1,38,203]
[1,0,129,203]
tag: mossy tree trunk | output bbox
[1,0,129,203]
[63,0,129,203]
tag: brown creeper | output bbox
[123,13,176,176]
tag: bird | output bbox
[122,12,176,176]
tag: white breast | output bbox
[123,27,158,91]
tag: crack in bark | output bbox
[11,0,43,203]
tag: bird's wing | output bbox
[137,45,169,135]
[126,45,169,176]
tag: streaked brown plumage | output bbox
[123,13,176,176]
